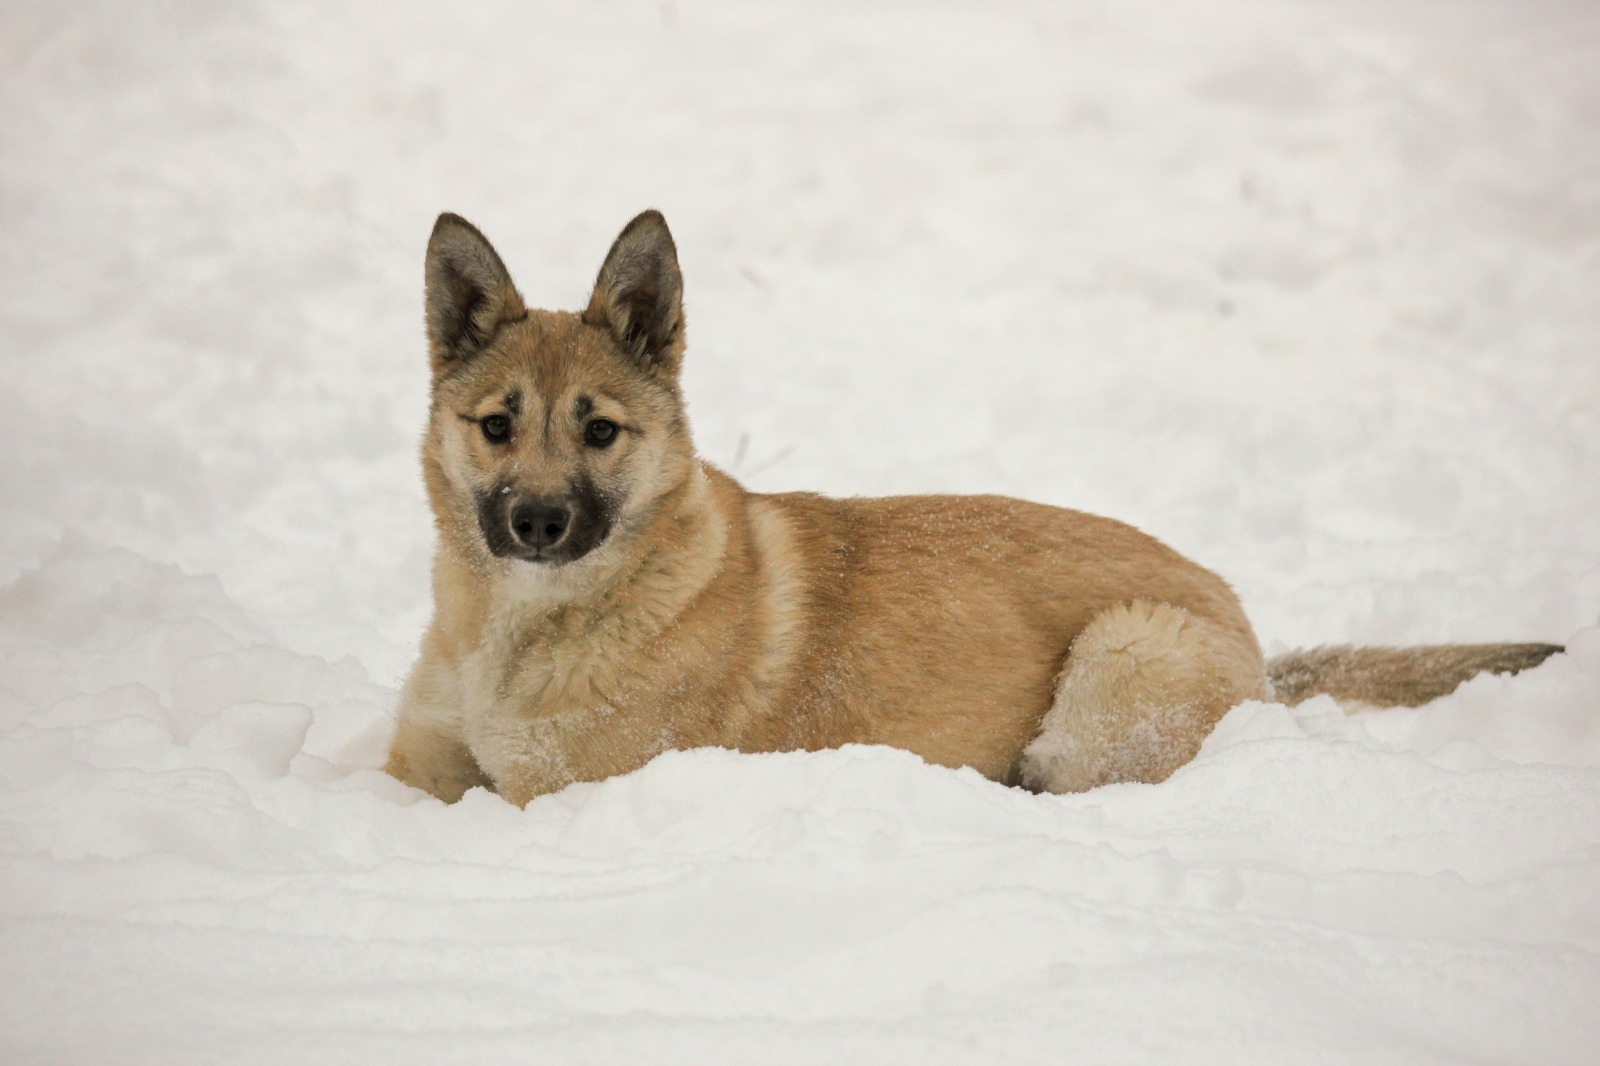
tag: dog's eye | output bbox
[584,419,618,448]
[481,415,512,444]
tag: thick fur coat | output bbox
[385,211,1561,806]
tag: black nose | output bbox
[509,499,571,552]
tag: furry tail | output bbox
[1267,642,1563,708]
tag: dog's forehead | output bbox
[504,309,598,381]
[439,310,648,410]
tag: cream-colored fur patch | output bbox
[1019,600,1267,793]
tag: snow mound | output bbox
[1,546,1597,1062]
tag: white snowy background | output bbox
[3,0,1599,1062]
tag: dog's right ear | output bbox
[424,214,527,377]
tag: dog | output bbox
[384,210,1562,806]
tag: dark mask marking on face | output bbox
[475,484,520,560]
[475,475,618,566]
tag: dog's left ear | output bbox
[583,210,685,374]
[425,213,527,378]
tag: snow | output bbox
[2,0,1599,1061]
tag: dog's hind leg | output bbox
[1018,600,1268,793]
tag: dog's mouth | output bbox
[475,482,614,567]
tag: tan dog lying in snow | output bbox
[385,210,1561,806]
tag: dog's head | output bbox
[420,211,694,574]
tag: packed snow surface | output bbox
[3,0,1599,1062]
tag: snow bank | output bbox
[2,0,1598,1062]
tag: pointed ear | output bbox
[424,213,526,376]
[582,210,685,373]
